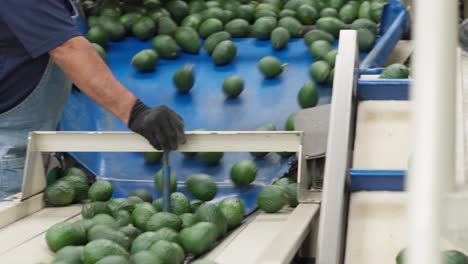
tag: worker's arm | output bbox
[49,36,185,150]
[49,36,136,124]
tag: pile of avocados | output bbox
[84,0,388,108]
[45,162,298,263]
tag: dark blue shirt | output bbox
[0,0,82,113]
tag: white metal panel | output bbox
[409,0,457,262]
[353,101,411,170]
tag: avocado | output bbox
[154,169,177,195]
[131,228,180,254]
[203,31,231,54]
[179,213,199,228]
[114,210,132,226]
[151,35,179,59]
[53,246,84,264]
[62,175,89,202]
[298,81,319,108]
[258,56,286,78]
[254,9,277,20]
[357,28,375,51]
[148,8,169,23]
[107,198,138,215]
[309,39,332,59]
[91,214,120,229]
[95,255,129,264]
[165,0,189,22]
[257,185,288,213]
[358,1,372,19]
[443,250,468,264]
[274,177,295,188]
[97,16,126,41]
[118,225,141,242]
[218,197,245,229]
[324,49,338,67]
[119,12,142,31]
[190,199,204,213]
[174,27,201,54]
[82,201,112,219]
[237,4,256,23]
[285,183,299,207]
[152,198,164,211]
[253,16,277,40]
[129,251,160,264]
[370,2,385,23]
[339,3,359,24]
[279,9,297,18]
[181,14,203,29]
[212,40,237,66]
[304,29,335,46]
[297,4,318,25]
[230,160,257,186]
[45,180,75,206]
[131,202,156,230]
[129,188,153,203]
[146,212,182,232]
[224,19,250,37]
[251,123,276,158]
[143,152,163,164]
[309,60,331,83]
[320,7,339,18]
[222,76,244,98]
[186,174,218,201]
[88,180,113,202]
[157,16,178,36]
[270,27,290,50]
[65,167,87,177]
[179,222,218,255]
[173,64,195,93]
[170,192,191,215]
[278,17,303,38]
[195,203,227,238]
[92,43,107,61]
[100,5,122,18]
[149,240,185,264]
[197,152,224,165]
[328,0,347,9]
[88,225,131,250]
[83,239,129,264]
[131,49,158,72]
[380,63,410,79]
[198,18,224,38]
[316,16,347,37]
[46,222,87,252]
[351,18,378,34]
[285,113,296,131]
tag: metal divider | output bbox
[316,30,359,264]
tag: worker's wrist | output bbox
[128,99,149,130]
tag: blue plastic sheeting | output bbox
[61,38,337,213]
[358,79,411,100]
[360,0,408,69]
[350,169,406,191]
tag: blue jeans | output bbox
[0,59,72,199]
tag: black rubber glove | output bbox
[128,99,186,151]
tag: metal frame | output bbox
[21,131,303,199]
[316,30,359,264]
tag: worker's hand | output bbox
[128,99,186,151]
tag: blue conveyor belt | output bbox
[60,0,408,213]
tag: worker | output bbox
[0,0,186,199]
